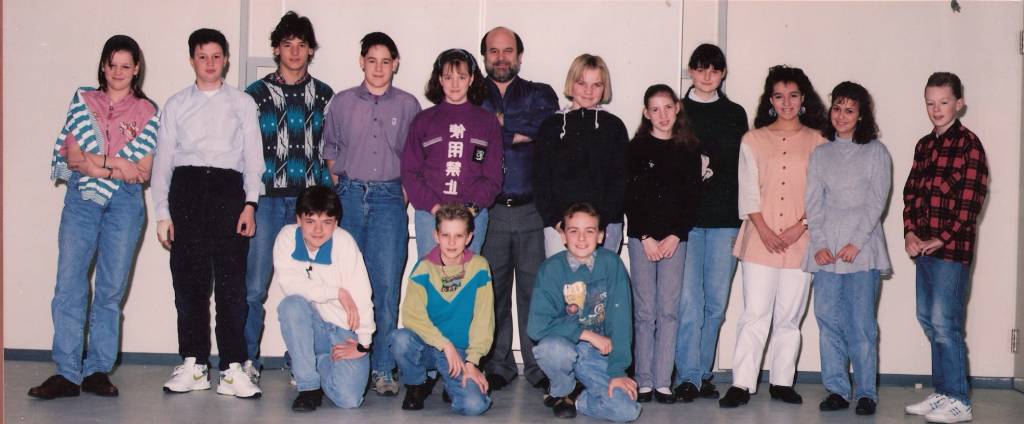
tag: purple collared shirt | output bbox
[322,83,422,181]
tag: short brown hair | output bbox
[434,203,475,233]
[561,202,602,229]
[562,54,612,104]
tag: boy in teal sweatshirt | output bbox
[528,203,640,422]
[390,203,494,416]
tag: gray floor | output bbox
[5,360,1023,423]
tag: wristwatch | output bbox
[245,201,259,212]
[356,343,371,353]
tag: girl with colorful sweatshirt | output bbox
[401,49,504,258]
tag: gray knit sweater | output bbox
[803,138,892,274]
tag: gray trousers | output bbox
[481,203,547,384]
[627,237,687,390]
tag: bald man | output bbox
[477,26,558,392]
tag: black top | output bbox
[625,133,701,240]
[533,108,629,227]
[681,88,748,228]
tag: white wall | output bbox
[4,0,1021,379]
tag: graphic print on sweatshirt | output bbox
[562,281,608,331]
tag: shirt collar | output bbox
[291,227,333,265]
[566,251,597,272]
[267,71,311,86]
[357,82,393,100]
[933,119,965,140]
[425,246,473,266]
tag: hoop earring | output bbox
[768,107,777,118]
[799,106,806,116]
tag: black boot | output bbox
[674,382,699,402]
[291,388,324,412]
[818,393,849,411]
[402,383,432,410]
[718,386,750,408]
[769,384,803,404]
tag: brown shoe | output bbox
[28,375,80,399]
[82,372,119,397]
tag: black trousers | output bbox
[168,166,249,370]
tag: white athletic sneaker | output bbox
[906,393,948,415]
[242,360,260,384]
[163,357,211,393]
[216,362,262,398]
[925,398,973,423]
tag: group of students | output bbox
[29,10,988,424]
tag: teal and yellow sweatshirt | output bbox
[527,249,633,378]
[401,247,494,365]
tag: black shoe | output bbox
[486,373,509,391]
[81,372,119,397]
[636,390,653,403]
[291,388,324,412]
[533,377,550,392]
[768,384,803,404]
[855,397,877,415]
[818,393,850,411]
[401,383,432,410]
[699,379,720,399]
[718,386,750,408]
[551,396,577,418]
[28,375,80,400]
[654,390,677,404]
[674,382,699,402]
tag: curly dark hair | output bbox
[634,84,698,150]
[424,49,488,105]
[270,11,318,64]
[752,65,827,131]
[823,81,879,144]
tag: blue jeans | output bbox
[278,296,369,408]
[244,196,298,368]
[674,227,738,386]
[627,238,685,390]
[414,208,488,258]
[52,179,145,384]
[533,337,641,423]
[915,256,971,405]
[813,270,880,401]
[389,329,492,416]
[336,178,408,374]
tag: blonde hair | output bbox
[562,53,612,104]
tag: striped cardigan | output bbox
[50,87,159,205]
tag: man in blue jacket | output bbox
[477,26,559,392]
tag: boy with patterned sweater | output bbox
[242,11,334,380]
[390,204,494,416]
[273,186,374,412]
[529,203,640,422]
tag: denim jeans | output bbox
[627,238,685,390]
[915,256,972,405]
[277,296,369,408]
[674,227,738,386]
[533,336,641,423]
[543,222,623,258]
[52,178,145,384]
[336,178,408,374]
[244,196,298,368]
[414,208,488,258]
[813,270,880,401]
[389,329,492,416]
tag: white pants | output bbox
[730,261,811,393]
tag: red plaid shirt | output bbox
[903,120,989,264]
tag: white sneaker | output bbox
[925,398,973,423]
[242,360,261,384]
[163,357,211,393]
[906,393,949,415]
[216,362,262,398]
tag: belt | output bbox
[496,194,533,207]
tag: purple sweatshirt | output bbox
[401,101,504,210]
